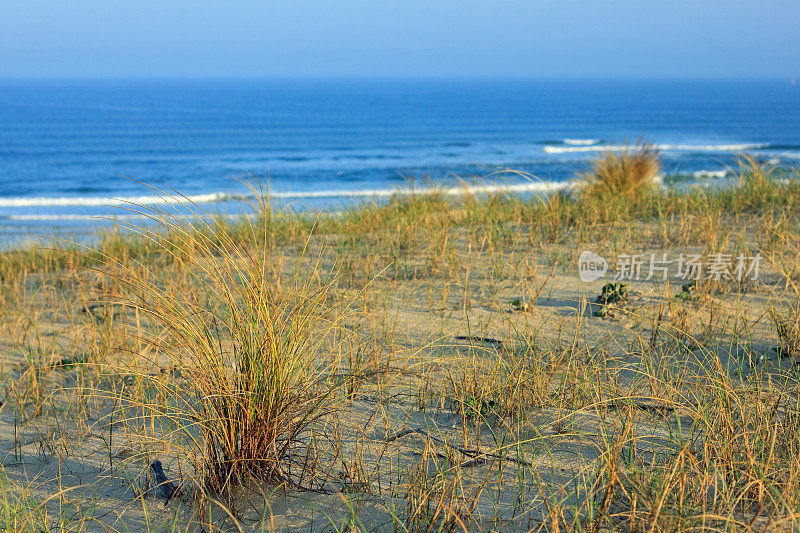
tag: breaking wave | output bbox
[2,214,153,221]
[543,143,768,154]
[692,169,729,179]
[563,139,600,146]
[0,180,576,210]
[0,192,247,208]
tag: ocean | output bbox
[0,78,798,247]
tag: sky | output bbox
[1,1,798,78]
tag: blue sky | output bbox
[1,1,798,78]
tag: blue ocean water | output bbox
[0,78,798,246]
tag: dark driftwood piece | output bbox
[150,460,179,505]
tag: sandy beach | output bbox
[0,154,798,531]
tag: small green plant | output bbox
[593,282,629,317]
[596,282,629,306]
[593,305,612,318]
[463,396,496,418]
[54,354,89,370]
[674,281,696,301]
[510,298,532,312]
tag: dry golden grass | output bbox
[0,156,798,531]
[580,143,660,199]
[100,207,366,496]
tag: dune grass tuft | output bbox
[580,142,660,199]
[99,194,362,497]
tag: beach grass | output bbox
[0,154,799,530]
[580,142,660,199]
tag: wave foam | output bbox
[0,181,575,210]
[544,143,768,154]
[0,192,245,208]
[563,138,599,146]
[2,214,153,222]
[692,169,729,179]
[272,181,573,199]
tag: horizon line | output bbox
[0,73,796,82]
